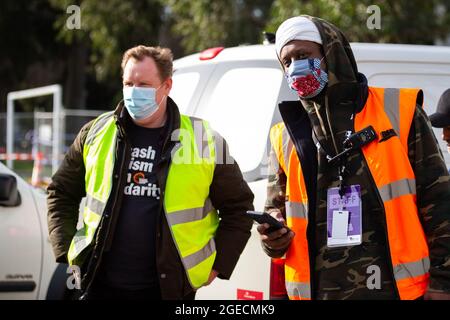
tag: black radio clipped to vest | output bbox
[328,126,377,165]
[343,126,378,150]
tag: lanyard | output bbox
[311,127,350,198]
[312,123,377,198]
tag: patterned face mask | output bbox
[285,57,328,99]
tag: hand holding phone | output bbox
[246,210,289,234]
[249,210,295,251]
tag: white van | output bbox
[0,162,68,300]
[1,42,449,301]
[170,43,450,300]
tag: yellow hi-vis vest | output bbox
[67,111,219,289]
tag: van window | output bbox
[200,67,282,173]
[170,72,200,113]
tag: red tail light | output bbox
[199,47,224,60]
[270,258,288,300]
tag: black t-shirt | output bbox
[96,121,165,290]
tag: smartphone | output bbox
[246,210,289,233]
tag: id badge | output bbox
[327,185,362,247]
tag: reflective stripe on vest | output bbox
[286,281,312,300]
[285,201,308,219]
[68,112,219,289]
[270,122,293,174]
[378,178,416,203]
[270,87,430,300]
[394,257,430,281]
[166,198,214,225]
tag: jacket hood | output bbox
[279,15,369,159]
[309,15,359,89]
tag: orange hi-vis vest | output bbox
[270,87,430,300]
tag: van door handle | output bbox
[0,281,36,292]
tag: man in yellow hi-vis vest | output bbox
[258,16,450,300]
[47,45,254,300]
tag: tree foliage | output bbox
[1,0,449,113]
[0,0,64,111]
[166,0,272,53]
[266,0,450,45]
[50,0,164,81]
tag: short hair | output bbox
[121,45,173,80]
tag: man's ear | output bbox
[165,77,173,93]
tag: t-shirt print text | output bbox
[124,146,160,199]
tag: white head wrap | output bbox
[275,16,323,58]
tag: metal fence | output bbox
[0,109,104,185]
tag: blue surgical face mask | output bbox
[122,84,165,120]
[285,58,328,99]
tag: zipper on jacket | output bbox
[102,134,130,252]
[154,146,173,293]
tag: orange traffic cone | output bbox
[31,152,43,187]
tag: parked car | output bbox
[0,162,69,300]
[170,42,450,300]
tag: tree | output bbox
[266,0,450,45]
[0,0,66,112]
[166,0,273,53]
[50,0,165,108]
[2,0,448,114]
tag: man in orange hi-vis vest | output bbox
[258,15,450,300]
